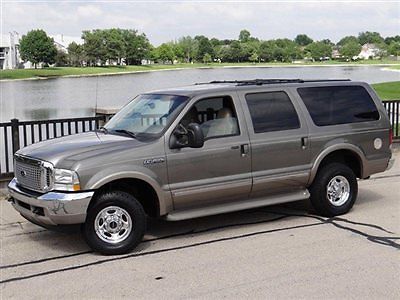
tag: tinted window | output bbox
[298,86,379,126]
[245,92,300,133]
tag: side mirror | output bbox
[170,123,204,149]
[187,123,204,148]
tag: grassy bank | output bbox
[1,60,400,80]
[372,81,400,100]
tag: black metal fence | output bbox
[1,100,399,179]
[0,116,106,179]
[382,100,400,138]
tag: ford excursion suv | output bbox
[8,79,394,255]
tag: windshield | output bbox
[104,94,189,136]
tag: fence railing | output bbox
[1,100,399,179]
[0,116,106,179]
[382,100,400,138]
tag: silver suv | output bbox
[8,79,395,254]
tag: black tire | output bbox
[310,163,358,217]
[83,190,146,255]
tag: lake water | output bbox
[1,66,399,122]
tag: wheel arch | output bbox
[89,172,172,217]
[308,144,367,185]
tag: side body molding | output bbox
[308,143,367,185]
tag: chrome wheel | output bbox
[94,206,132,244]
[327,175,350,206]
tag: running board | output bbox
[165,189,310,221]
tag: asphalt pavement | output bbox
[1,151,399,299]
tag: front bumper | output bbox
[8,178,94,226]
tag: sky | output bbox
[1,0,400,45]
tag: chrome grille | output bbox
[15,155,53,192]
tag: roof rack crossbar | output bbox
[196,78,351,86]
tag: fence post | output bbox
[10,118,20,154]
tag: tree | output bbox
[358,31,384,45]
[176,36,197,63]
[274,39,301,62]
[122,30,151,65]
[340,41,362,59]
[154,43,175,63]
[249,52,258,63]
[19,29,57,68]
[384,35,400,45]
[82,30,106,66]
[337,36,358,46]
[259,40,276,62]
[388,42,400,56]
[54,49,68,66]
[67,42,84,66]
[203,53,212,64]
[102,28,125,64]
[82,28,151,66]
[194,35,214,61]
[294,34,313,46]
[306,41,332,60]
[239,29,251,43]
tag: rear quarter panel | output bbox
[289,82,392,181]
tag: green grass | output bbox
[0,64,206,80]
[371,81,400,100]
[389,65,400,70]
[1,59,400,80]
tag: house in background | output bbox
[0,32,21,69]
[52,34,82,53]
[357,43,382,60]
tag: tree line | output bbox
[19,29,400,68]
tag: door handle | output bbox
[301,137,309,150]
[231,145,239,150]
[240,144,249,157]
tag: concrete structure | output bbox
[1,32,82,69]
[0,32,20,70]
[52,34,82,53]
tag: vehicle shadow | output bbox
[18,188,385,256]
[17,199,313,256]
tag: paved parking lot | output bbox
[1,151,399,299]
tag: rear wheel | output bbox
[83,190,146,255]
[310,163,358,217]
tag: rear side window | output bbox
[297,86,379,126]
[245,92,300,133]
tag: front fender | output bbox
[84,165,172,216]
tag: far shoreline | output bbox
[1,62,400,82]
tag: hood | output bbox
[17,131,145,167]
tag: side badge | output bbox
[144,157,165,165]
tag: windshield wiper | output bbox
[114,129,137,139]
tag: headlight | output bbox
[53,168,81,191]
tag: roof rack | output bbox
[196,79,351,86]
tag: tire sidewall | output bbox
[83,191,146,255]
[311,163,358,216]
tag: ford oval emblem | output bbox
[20,170,27,177]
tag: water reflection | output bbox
[1,66,399,122]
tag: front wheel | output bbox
[310,163,358,217]
[83,190,146,255]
